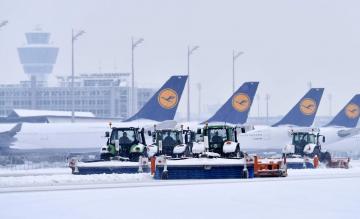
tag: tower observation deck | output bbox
[17,28,59,86]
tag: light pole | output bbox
[197,83,202,120]
[131,37,144,116]
[187,45,199,122]
[307,81,312,90]
[265,94,270,125]
[232,50,244,94]
[0,20,8,30]
[71,29,85,123]
[256,94,260,118]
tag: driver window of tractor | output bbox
[209,129,227,143]
[299,134,308,146]
[293,134,300,144]
[162,131,177,147]
[227,129,235,142]
[308,134,316,144]
[114,130,135,145]
[293,133,306,145]
[176,132,183,144]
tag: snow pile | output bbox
[0,167,70,177]
[0,172,359,219]
[0,171,152,188]
[0,160,359,189]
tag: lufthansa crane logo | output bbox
[345,103,360,119]
[232,93,251,112]
[158,88,178,109]
[300,98,317,115]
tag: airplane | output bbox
[325,133,360,154]
[238,88,325,151]
[0,75,188,152]
[318,94,360,153]
[239,92,360,153]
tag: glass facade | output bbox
[0,74,155,119]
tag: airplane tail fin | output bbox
[325,94,360,128]
[203,82,259,124]
[272,88,324,127]
[124,75,188,122]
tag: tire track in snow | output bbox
[1,171,360,194]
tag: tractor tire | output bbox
[320,151,332,164]
[143,148,148,158]
[311,147,321,159]
[235,146,241,158]
[184,146,191,157]
[234,146,244,159]
[130,153,140,162]
[100,153,112,161]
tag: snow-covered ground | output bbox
[0,161,359,219]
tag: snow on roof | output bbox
[11,109,95,118]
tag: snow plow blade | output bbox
[254,156,287,177]
[69,157,150,175]
[152,156,255,180]
[327,158,350,169]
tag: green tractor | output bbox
[147,127,195,158]
[192,124,244,158]
[100,127,147,162]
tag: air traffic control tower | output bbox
[17,28,59,108]
[17,28,59,87]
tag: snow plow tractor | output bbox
[100,127,147,162]
[283,131,331,163]
[146,127,195,158]
[192,124,244,158]
[283,130,350,168]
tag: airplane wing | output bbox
[0,123,22,137]
[0,123,22,149]
[337,128,360,138]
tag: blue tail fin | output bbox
[325,94,360,128]
[272,88,324,127]
[124,75,187,122]
[203,82,259,124]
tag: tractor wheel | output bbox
[235,146,241,158]
[183,146,190,157]
[320,151,332,164]
[100,153,111,161]
[143,147,148,158]
[234,146,244,159]
[312,147,321,158]
[130,153,140,162]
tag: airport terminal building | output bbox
[0,73,154,119]
[0,29,154,119]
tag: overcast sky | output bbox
[1,0,360,117]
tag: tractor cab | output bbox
[147,127,195,158]
[292,132,319,155]
[100,127,147,161]
[283,130,330,162]
[193,124,243,158]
